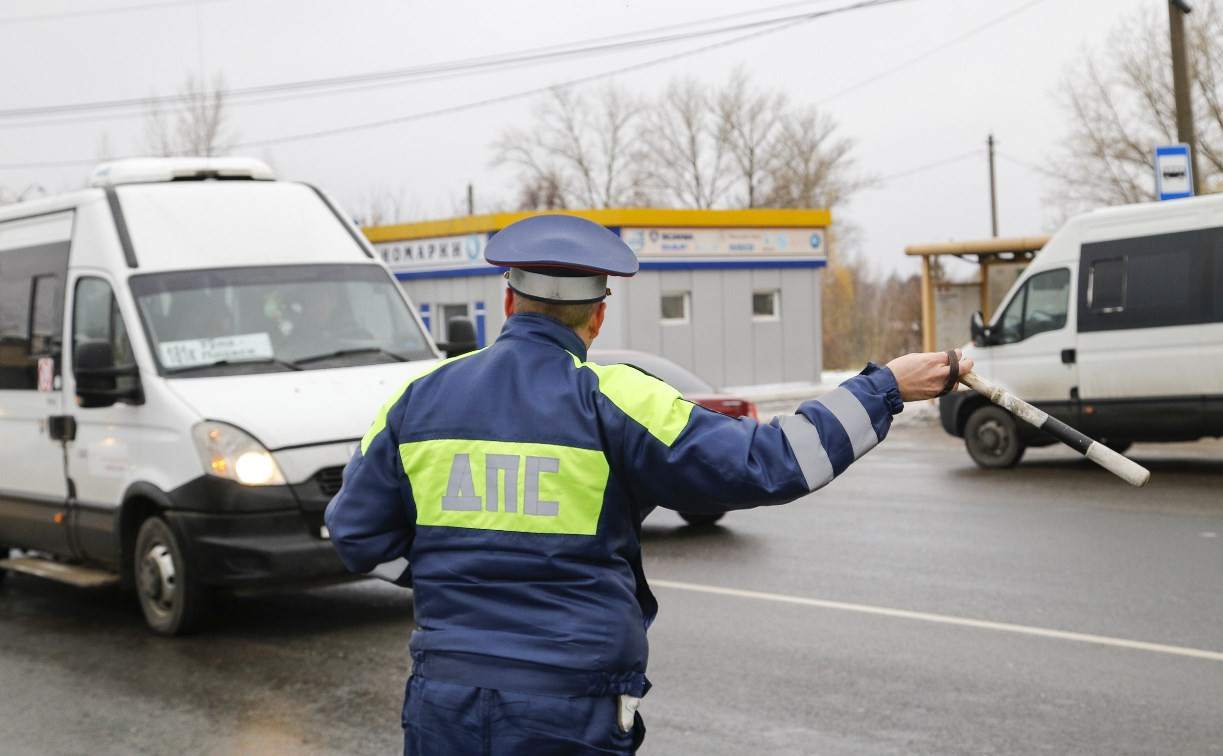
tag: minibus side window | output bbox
[1088,258,1126,313]
[993,268,1070,345]
[73,278,137,393]
[1214,241,1223,320]
[0,243,69,391]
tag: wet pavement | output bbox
[2,423,1221,754]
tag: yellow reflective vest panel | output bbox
[325,313,902,696]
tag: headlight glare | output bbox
[191,421,285,486]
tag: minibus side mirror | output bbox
[438,317,478,358]
[970,311,992,347]
[74,341,144,408]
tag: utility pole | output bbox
[466,183,475,216]
[987,134,998,237]
[1168,0,1201,195]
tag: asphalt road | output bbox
[2,423,1221,755]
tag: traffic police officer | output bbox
[324,213,971,755]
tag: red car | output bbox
[587,349,759,527]
[587,349,758,421]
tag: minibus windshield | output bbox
[129,264,434,375]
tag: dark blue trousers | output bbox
[402,676,645,755]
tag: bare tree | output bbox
[765,106,865,209]
[143,72,234,157]
[639,77,734,208]
[493,85,645,210]
[347,185,418,227]
[716,67,787,208]
[493,71,864,214]
[1051,5,1223,213]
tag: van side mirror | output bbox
[438,317,478,358]
[75,341,144,408]
[970,311,992,347]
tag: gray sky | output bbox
[0,0,1167,277]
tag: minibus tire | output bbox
[679,512,724,527]
[134,517,205,636]
[964,405,1025,469]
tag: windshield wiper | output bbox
[293,347,407,365]
[165,357,303,375]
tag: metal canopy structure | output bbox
[904,235,1051,352]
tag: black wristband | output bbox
[937,349,959,397]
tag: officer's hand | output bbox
[885,349,974,402]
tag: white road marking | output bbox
[650,579,1223,663]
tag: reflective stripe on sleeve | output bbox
[574,354,695,447]
[361,350,485,454]
[816,386,880,458]
[777,414,835,491]
[368,556,410,582]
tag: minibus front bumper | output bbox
[164,476,346,586]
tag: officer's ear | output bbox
[504,287,515,318]
[586,302,607,342]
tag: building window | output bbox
[752,290,779,321]
[660,292,689,324]
[438,302,469,339]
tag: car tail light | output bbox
[695,397,758,421]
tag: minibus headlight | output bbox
[191,421,286,486]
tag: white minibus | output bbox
[0,158,469,634]
[941,192,1223,467]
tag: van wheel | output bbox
[965,406,1025,468]
[680,512,724,528]
[134,517,205,636]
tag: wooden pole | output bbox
[921,255,935,352]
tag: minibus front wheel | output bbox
[964,405,1025,469]
[134,517,206,636]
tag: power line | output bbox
[997,151,1059,178]
[227,0,911,150]
[876,149,983,183]
[0,0,871,124]
[1,0,912,168]
[0,0,230,26]
[817,0,1049,104]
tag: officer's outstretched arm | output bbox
[324,392,415,586]
[604,363,903,514]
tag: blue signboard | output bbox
[1155,144,1193,200]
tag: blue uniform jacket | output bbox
[324,313,903,697]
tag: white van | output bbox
[940,192,1223,467]
[0,157,465,634]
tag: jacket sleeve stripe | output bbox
[816,386,881,459]
[361,349,486,454]
[776,414,835,491]
[368,556,410,582]
[361,380,413,455]
[576,356,694,447]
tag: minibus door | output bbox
[984,267,1079,424]
[0,253,73,557]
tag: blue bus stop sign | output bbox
[1155,144,1193,200]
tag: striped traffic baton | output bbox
[958,370,1151,487]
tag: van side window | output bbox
[993,268,1070,345]
[1080,227,1217,331]
[1088,258,1125,313]
[73,278,137,394]
[1214,242,1223,320]
[0,242,70,390]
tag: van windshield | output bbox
[129,264,434,376]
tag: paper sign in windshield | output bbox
[159,333,274,369]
